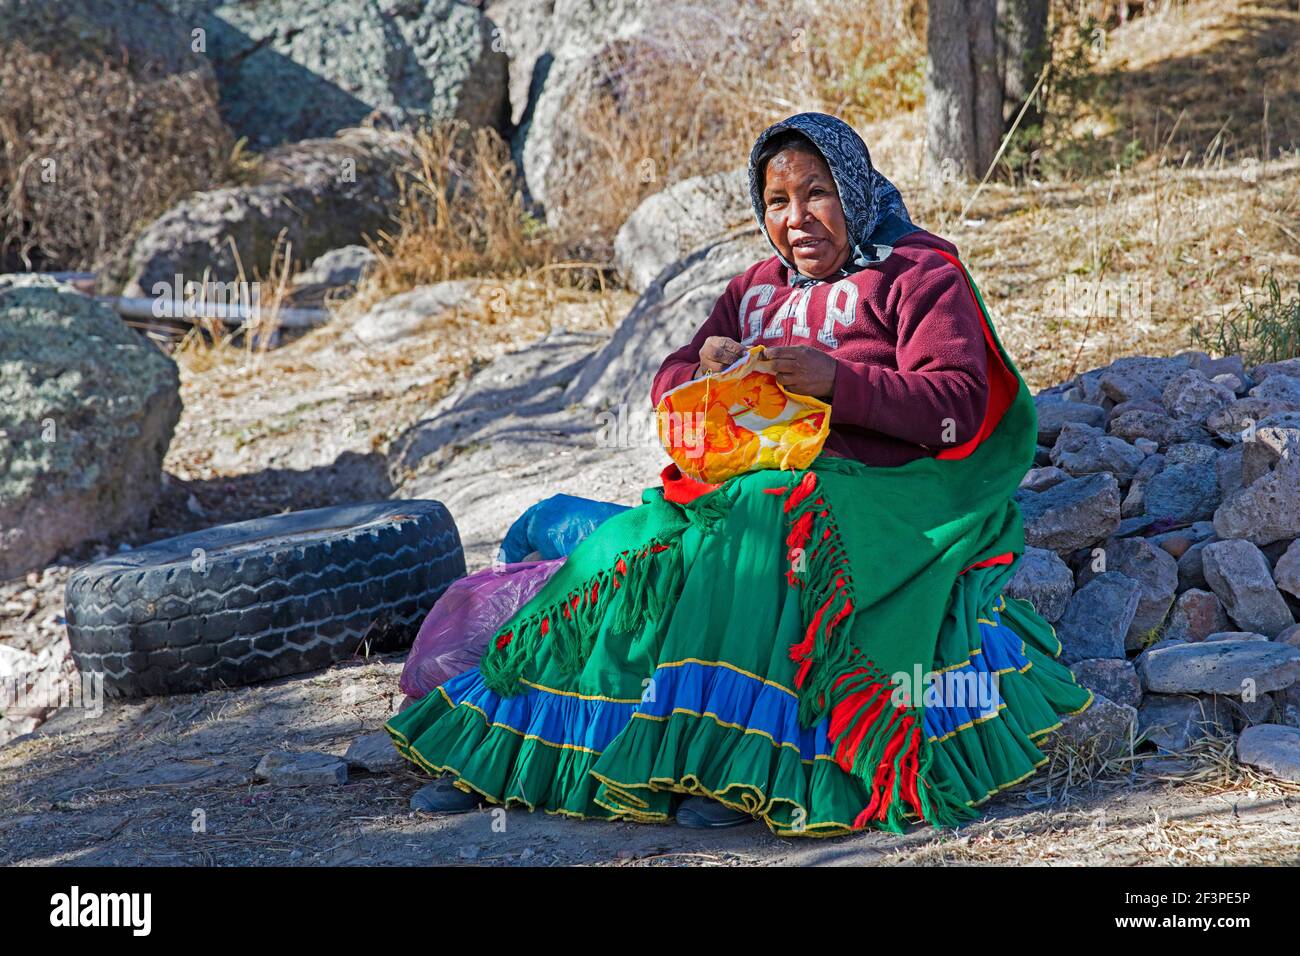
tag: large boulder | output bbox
[564,228,767,410]
[349,279,484,348]
[613,167,754,293]
[197,0,508,148]
[0,0,209,77]
[121,127,415,298]
[0,278,181,578]
[495,0,656,216]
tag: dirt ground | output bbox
[2,654,1298,867]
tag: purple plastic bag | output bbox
[399,558,565,699]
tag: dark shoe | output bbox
[675,795,755,829]
[410,777,483,814]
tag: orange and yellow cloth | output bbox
[654,345,831,484]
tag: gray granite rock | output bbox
[1250,373,1300,406]
[255,751,349,786]
[1215,443,1245,498]
[1209,691,1277,731]
[1036,398,1107,444]
[1108,408,1211,448]
[1190,352,1247,382]
[1120,453,1165,517]
[1137,694,1227,751]
[1177,538,1214,592]
[1017,473,1122,554]
[350,279,483,348]
[1149,521,1215,559]
[1099,355,1196,405]
[1118,516,1162,537]
[1142,459,1222,522]
[1005,547,1075,623]
[1019,465,1070,493]
[1050,422,1146,479]
[0,279,182,578]
[1044,692,1134,762]
[1056,572,1142,664]
[1106,397,1164,424]
[1204,631,1268,642]
[123,128,416,297]
[613,167,753,293]
[291,245,377,302]
[1207,397,1300,443]
[1274,538,1300,598]
[1162,369,1236,423]
[202,0,508,148]
[1077,538,1179,649]
[1212,372,1246,394]
[1164,442,1221,466]
[1069,366,1111,407]
[1236,724,1300,782]
[1240,423,1300,487]
[1136,639,1300,696]
[1249,357,1300,384]
[0,0,210,76]
[1069,658,1142,709]
[1216,434,1300,546]
[343,731,405,773]
[1202,539,1296,637]
[1277,623,1300,648]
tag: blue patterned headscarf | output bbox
[748,112,915,286]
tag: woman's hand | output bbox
[765,346,837,401]
[698,336,747,374]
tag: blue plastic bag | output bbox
[498,494,630,563]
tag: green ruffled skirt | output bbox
[386,468,1093,837]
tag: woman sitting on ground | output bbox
[385,112,1093,834]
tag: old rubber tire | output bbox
[65,500,465,698]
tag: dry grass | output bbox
[879,727,1300,865]
[542,0,927,260]
[943,152,1300,389]
[345,120,575,319]
[1083,0,1300,164]
[175,118,567,368]
[778,101,1296,393]
[168,117,635,450]
[0,41,236,275]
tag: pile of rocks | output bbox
[1006,352,1300,778]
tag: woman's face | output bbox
[762,147,851,280]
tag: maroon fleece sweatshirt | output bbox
[650,229,990,468]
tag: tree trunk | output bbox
[925,0,1003,183]
[997,0,1049,130]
